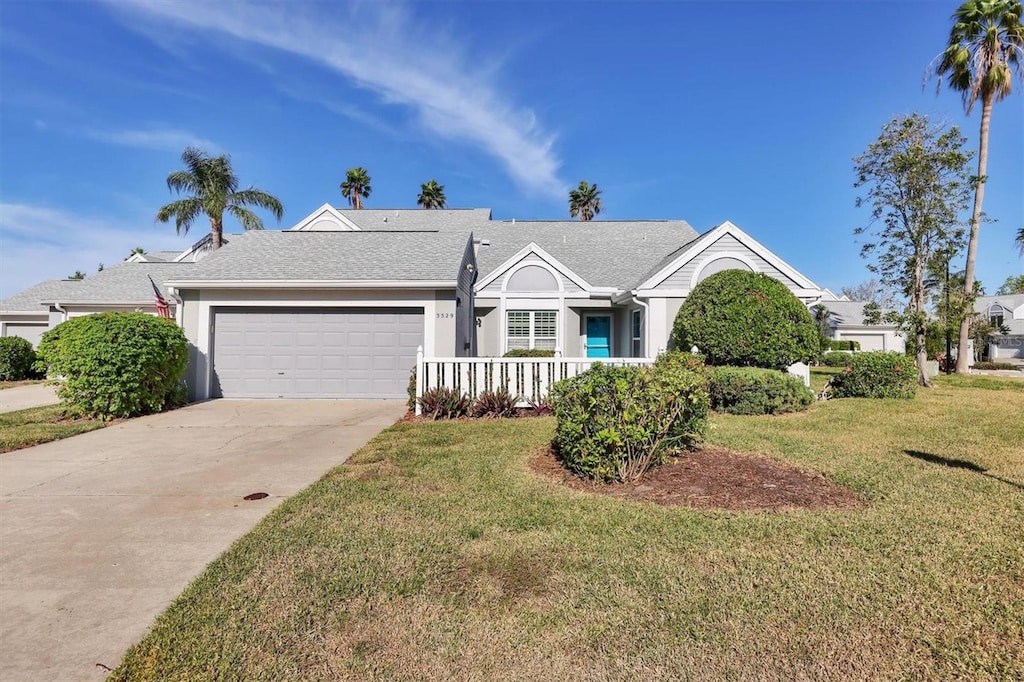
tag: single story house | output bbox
[2,204,902,398]
[815,300,905,352]
[974,293,1024,360]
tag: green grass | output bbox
[112,384,1024,680]
[0,404,107,452]
[810,366,844,393]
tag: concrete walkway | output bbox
[0,383,59,413]
[0,399,404,682]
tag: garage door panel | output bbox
[212,307,423,398]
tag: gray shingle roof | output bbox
[168,230,471,283]
[45,262,192,303]
[137,251,182,262]
[472,220,700,288]
[0,279,82,312]
[334,208,493,232]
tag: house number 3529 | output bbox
[436,313,454,319]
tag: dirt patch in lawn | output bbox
[530,446,865,511]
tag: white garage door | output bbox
[842,334,887,352]
[3,324,49,348]
[212,308,423,398]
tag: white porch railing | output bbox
[414,346,655,414]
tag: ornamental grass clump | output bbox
[35,312,188,419]
[550,355,709,483]
[824,351,917,399]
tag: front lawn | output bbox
[113,382,1023,680]
[0,404,107,453]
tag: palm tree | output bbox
[340,167,372,209]
[932,0,1024,372]
[1016,226,1024,254]
[157,147,283,250]
[417,179,447,209]
[568,180,602,221]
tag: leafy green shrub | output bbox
[824,339,861,351]
[0,336,40,381]
[503,348,556,357]
[670,270,819,370]
[471,387,518,418]
[825,351,916,399]
[972,361,1019,371]
[418,387,471,419]
[707,366,814,415]
[550,361,709,483]
[819,351,855,367]
[35,312,188,419]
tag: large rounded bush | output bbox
[671,270,819,370]
[550,359,709,483]
[0,336,40,381]
[36,312,188,419]
[707,366,814,415]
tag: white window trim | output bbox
[505,309,558,353]
[689,251,760,289]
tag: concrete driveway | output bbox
[0,399,404,682]
[0,383,59,413]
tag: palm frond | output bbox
[156,198,204,236]
[231,188,284,221]
[226,205,265,232]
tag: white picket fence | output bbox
[414,347,655,415]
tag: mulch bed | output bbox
[529,446,865,511]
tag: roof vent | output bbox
[383,217,387,222]
[511,218,515,224]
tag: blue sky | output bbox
[1,0,1021,299]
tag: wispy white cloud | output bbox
[0,203,195,298]
[103,0,564,198]
[81,127,219,152]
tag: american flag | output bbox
[148,275,172,319]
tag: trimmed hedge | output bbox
[503,349,556,358]
[825,351,916,399]
[0,336,40,381]
[972,361,1019,371]
[824,339,861,351]
[550,358,709,483]
[819,351,855,367]
[36,312,188,419]
[671,270,819,370]
[707,366,814,415]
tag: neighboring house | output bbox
[0,262,185,347]
[0,279,82,347]
[974,294,1024,360]
[813,300,906,353]
[4,203,875,399]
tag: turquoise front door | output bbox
[586,316,611,358]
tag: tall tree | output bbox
[853,114,973,387]
[810,304,834,350]
[340,167,372,209]
[931,0,1024,372]
[157,147,283,250]
[839,278,899,310]
[68,271,85,280]
[417,179,447,209]
[568,180,602,221]
[1016,226,1024,254]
